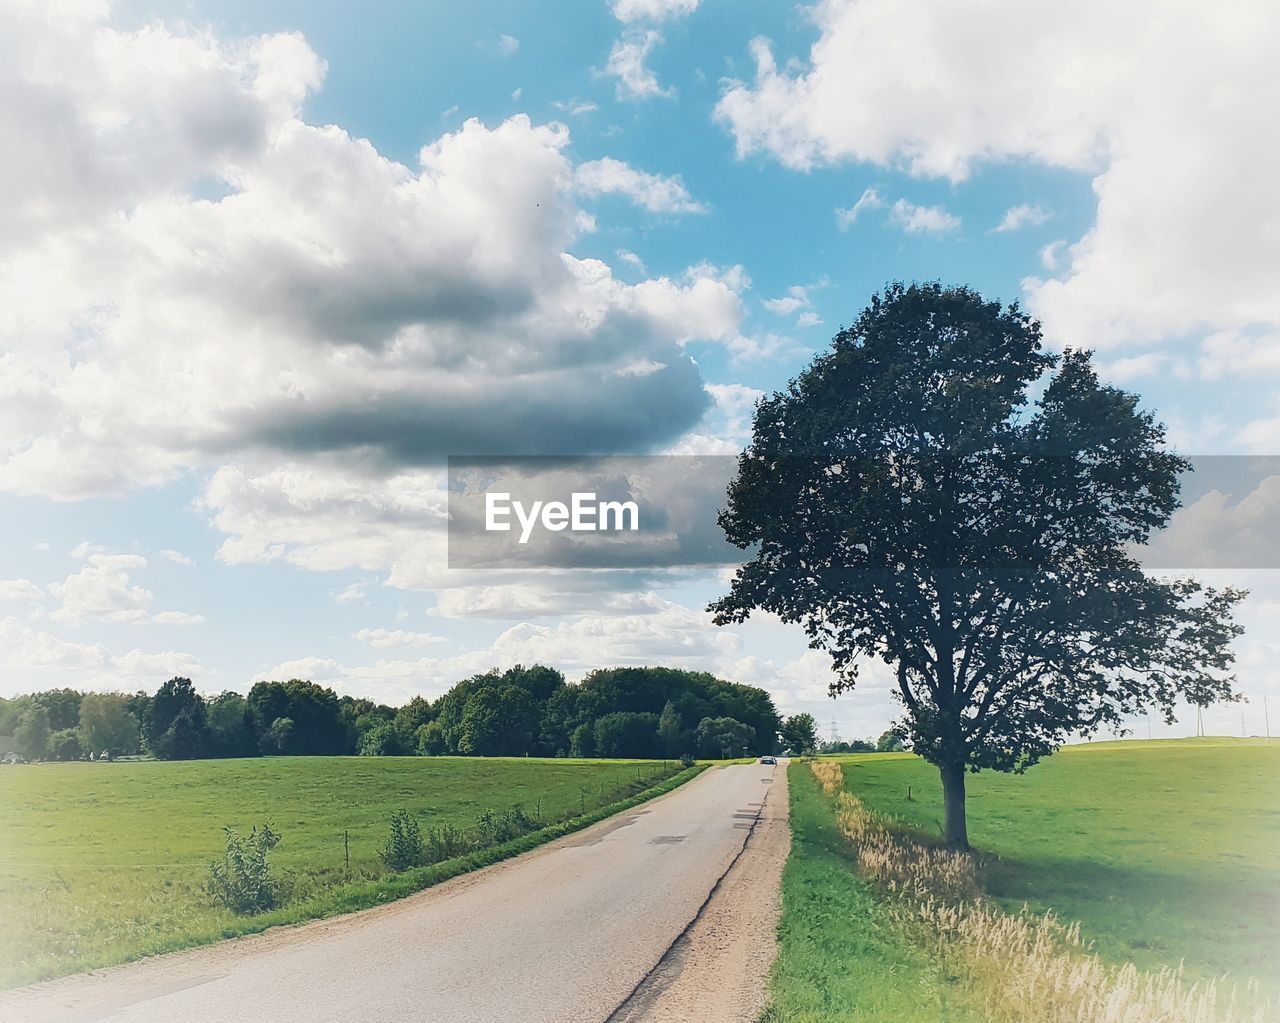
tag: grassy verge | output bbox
[0,757,703,988]
[763,762,986,1022]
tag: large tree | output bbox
[711,283,1244,848]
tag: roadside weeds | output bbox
[808,760,1272,1023]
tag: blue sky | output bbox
[2,0,1277,741]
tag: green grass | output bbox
[836,738,1280,994]
[0,755,697,989]
[764,763,987,1022]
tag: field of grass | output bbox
[843,739,1280,990]
[766,738,1280,1022]
[0,755,690,989]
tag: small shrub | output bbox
[206,824,286,915]
[381,809,426,871]
[679,752,695,768]
[475,804,537,847]
[425,823,471,863]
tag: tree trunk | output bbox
[940,761,969,850]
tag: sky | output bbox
[2,0,1278,742]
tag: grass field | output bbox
[767,739,1280,1022]
[0,755,690,989]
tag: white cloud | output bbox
[1039,240,1066,270]
[32,542,50,552]
[333,581,369,605]
[762,286,810,316]
[0,8,742,501]
[722,333,810,366]
[47,553,153,624]
[616,248,647,272]
[576,157,707,213]
[0,578,43,602]
[552,99,599,117]
[612,0,699,23]
[497,33,519,56]
[159,548,195,566]
[152,610,206,626]
[834,186,883,229]
[889,198,960,234]
[993,203,1050,232]
[605,30,672,100]
[715,0,1280,355]
[353,627,447,649]
[1198,330,1280,380]
[0,616,204,697]
[1097,353,1172,383]
[42,550,203,625]
[796,311,821,328]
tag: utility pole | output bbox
[1265,694,1271,740]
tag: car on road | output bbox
[759,756,777,765]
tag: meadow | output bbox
[767,739,1280,1022]
[0,755,689,988]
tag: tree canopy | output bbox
[711,282,1244,847]
[0,664,780,763]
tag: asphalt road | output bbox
[4,763,780,1023]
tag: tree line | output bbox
[0,665,790,762]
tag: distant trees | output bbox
[1,663,781,762]
[247,680,347,756]
[15,707,50,760]
[657,701,682,757]
[594,712,660,758]
[79,693,141,756]
[877,729,906,753]
[695,716,757,758]
[206,693,256,758]
[48,729,83,761]
[144,677,208,760]
[780,713,818,755]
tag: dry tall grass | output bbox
[807,761,1272,1023]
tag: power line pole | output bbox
[1265,695,1271,740]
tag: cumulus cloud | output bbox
[43,551,202,625]
[159,549,195,567]
[889,198,960,234]
[715,0,1280,355]
[0,578,44,602]
[353,627,447,649]
[0,615,203,697]
[0,6,745,501]
[616,248,647,272]
[152,610,206,626]
[47,553,154,624]
[993,203,1050,233]
[612,0,699,23]
[605,30,672,100]
[576,157,707,213]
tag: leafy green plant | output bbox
[425,823,471,863]
[475,804,537,846]
[380,809,426,871]
[206,823,286,915]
